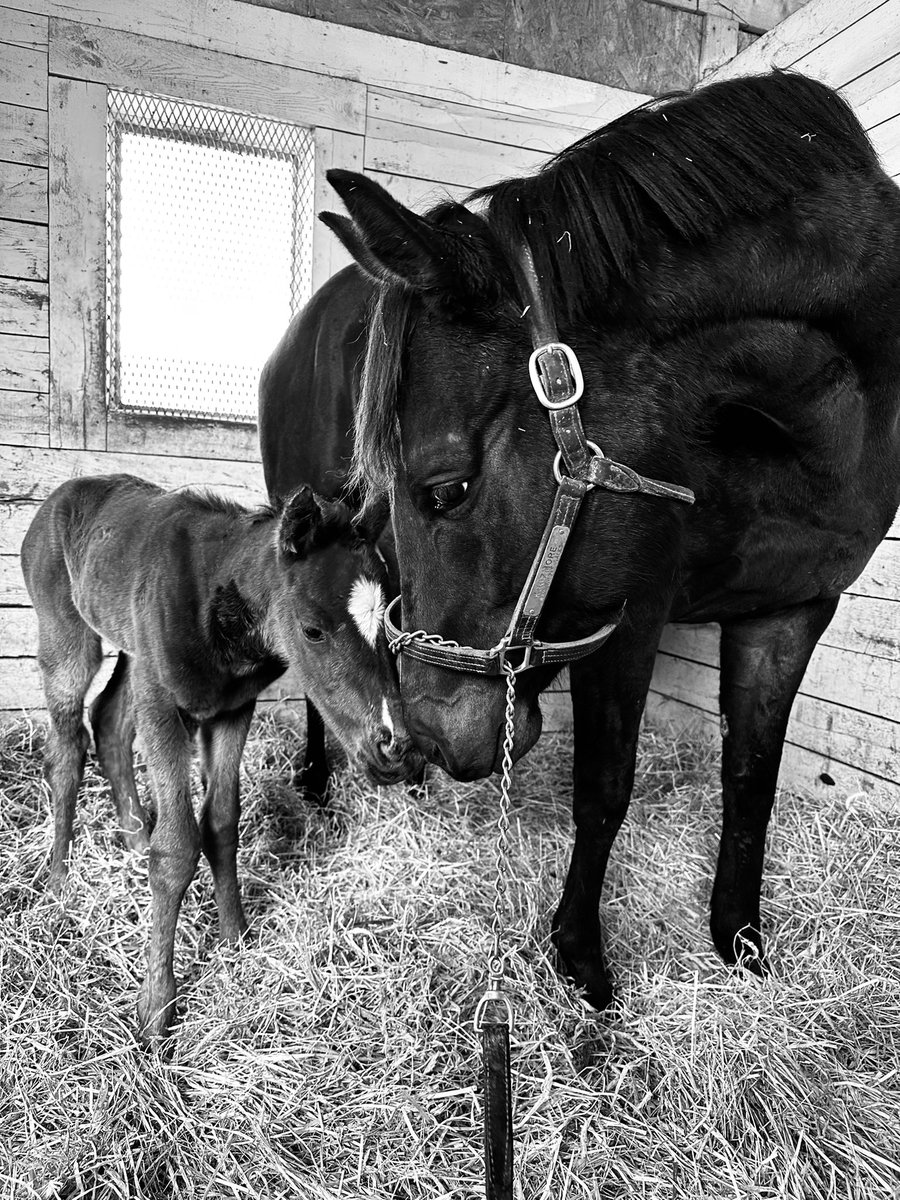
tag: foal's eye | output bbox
[430,480,469,512]
[302,626,325,643]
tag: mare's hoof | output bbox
[711,921,769,977]
[552,942,614,1011]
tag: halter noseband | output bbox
[383,247,695,676]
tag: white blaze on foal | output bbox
[348,577,387,649]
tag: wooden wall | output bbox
[0,0,646,728]
[237,0,811,94]
[645,0,900,804]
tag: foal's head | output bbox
[271,486,421,785]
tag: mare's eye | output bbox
[430,480,469,512]
[302,626,325,643]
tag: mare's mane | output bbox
[354,72,878,507]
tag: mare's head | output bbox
[272,486,422,785]
[321,74,871,781]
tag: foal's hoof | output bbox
[294,763,331,807]
[137,986,177,1044]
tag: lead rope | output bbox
[473,661,517,1200]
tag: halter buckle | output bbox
[528,342,584,409]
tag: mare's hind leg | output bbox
[295,698,330,804]
[90,652,151,853]
[712,597,839,969]
[38,622,103,894]
[199,701,255,943]
[133,683,200,1041]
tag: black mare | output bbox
[316,72,900,1009]
[23,475,420,1037]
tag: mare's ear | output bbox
[279,486,347,559]
[321,169,506,305]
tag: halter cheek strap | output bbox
[384,244,695,677]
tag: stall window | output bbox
[105,90,314,424]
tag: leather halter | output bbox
[384,247,695,675]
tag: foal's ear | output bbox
[279,486,347,559]
[321,169,506,305]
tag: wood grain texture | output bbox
[0,605,36,655]
[106,412,261,463]
[0,217,47,280]
[0,276,47,336]
[48,77,106,450]
[367,171,471,214]
[0,159,45,221]
[0,100,48,165]
[699,15,739,79]
[364,116,548,189]
[311,0,507,63]
[843,54,900,121]
[50,19,366,134]
[11,0,649,124]
[0,40,45,111]
[0,556,26,604]
[788,2,900,90]
[312,128,363,292]
[504,0,703,95]
[708,0,887,79]
[368,88,591,155]
[846,538,900,601]
[0,498,39,553]
[0,340,48,392]
[0,387,48,445]
[0,6,49,51]
[0,443,266,502]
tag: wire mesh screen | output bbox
[106,90,314,423]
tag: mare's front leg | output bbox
[552,605,669,1009]
[296,698,330,804]
[712,596,839,968]
[133,682,200,1041]
[199,702,255,943]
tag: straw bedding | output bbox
[1,713,898,1199]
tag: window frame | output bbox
[47,19,363,460]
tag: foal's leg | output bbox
[552,607,669,1009]
[37,620,103,894]
[199,702,255,943]
[296,698,330,804]
[90,652,151,853]
[134,691,200,1041]
[712,596,839,969]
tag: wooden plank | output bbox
[0,40,45,111]
[367,88,594,154]
[0,6,48,51]
[50,19,366,135]
[365,118,548,190]
[0,387,48,445]
[0,556,27,604]
[819,593,900,662]
[788,4,900,91]
[699,16,740,80]
[0,654,117,713]
[0,216,46,279]
[846,538,900,601]
[1,605,36,656]
[0,498,39,553]
[780,741,899,805]
[0,334,47,389]
[707,0,889,79]
[367,171,471,214]
[311,128,363,294]
[0,443,266,503]
[0,276,47,335]
[650,648,900,785]
[106,413,261,463]
[0,159,45,221]
[0,100,48,165]
[504,0,702,95]
[12,0,648,127]
[870,112,900,166]
[843,54,900,122]
[48,77,106,450]
[311,0,507,64]
[695,0,811,33]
